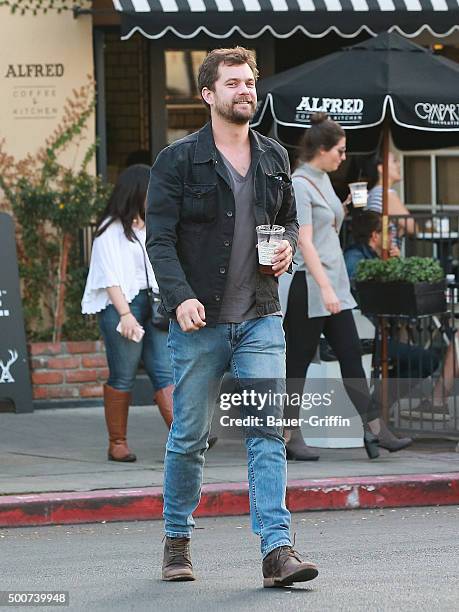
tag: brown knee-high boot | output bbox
[104,384,137,462]
[154,384,218,448]
[154,384,174,429]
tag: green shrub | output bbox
[355,257,444,284]
[61,265,100,342]
[0,79,111,342]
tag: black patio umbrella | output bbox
[252,32,459,154]
[252,31,459,251]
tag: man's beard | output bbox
[214,97,256,125]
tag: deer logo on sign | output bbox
[0,349,18,383]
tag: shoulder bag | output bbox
[133,233,170,331]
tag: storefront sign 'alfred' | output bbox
[2,61,66,121]
[295,97,364,125]
[5,63,64,78]
[0,213,33,412]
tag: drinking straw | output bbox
[267,223,273,243]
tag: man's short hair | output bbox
[352,210,382,244]
[197,47,259,104]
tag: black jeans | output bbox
[284,272,379,425]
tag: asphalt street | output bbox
[0,507,458,612]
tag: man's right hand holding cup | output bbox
[176,299,207,332]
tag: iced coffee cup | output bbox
[349,182,368,208]
[256,225,285,275]
[434,217,450,234]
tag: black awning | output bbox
[114,0,459,41]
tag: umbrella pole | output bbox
[380,117,390,424]
[381,116,390,260]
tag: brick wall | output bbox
[29,342,108,401]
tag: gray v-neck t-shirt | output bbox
[217,153,258,323]
[292,162,356,318]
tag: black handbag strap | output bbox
[133,231,155,296]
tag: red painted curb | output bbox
[1,473,458,529]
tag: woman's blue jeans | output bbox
[164,315,292,558]
[98,290,173,393]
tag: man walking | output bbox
[146,47,318,587]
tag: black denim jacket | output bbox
[145,122,299,327]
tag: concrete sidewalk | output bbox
[0,406,458,527]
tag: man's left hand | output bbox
[271,239,293,277]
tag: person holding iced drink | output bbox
[147,47,319,587]
[283,112,408,461]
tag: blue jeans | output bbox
[164,315,291,558]
[98,290,173,393]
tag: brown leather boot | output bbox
[154,384,174,429]
[103,384,137,462]
[162,537,195,581]
[262,545,318,588]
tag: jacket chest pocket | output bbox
[182,183,217,224]
[265,172,291,220]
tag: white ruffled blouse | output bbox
[81,219,158,315]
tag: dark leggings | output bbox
[284,272,379,425]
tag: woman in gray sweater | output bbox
[283,113,412,461]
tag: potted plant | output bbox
[355,257,446,316]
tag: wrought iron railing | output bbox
[371,285,458,437]
[341,211,459,277]
[342,212,459,436]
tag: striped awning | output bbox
[114,0,459,40]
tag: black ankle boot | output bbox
[285,428,320,461]
[377,420,413,452]
[363,430,380,460]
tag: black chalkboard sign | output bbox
[0,213,33,412]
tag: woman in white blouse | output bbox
[82,165,174,462]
